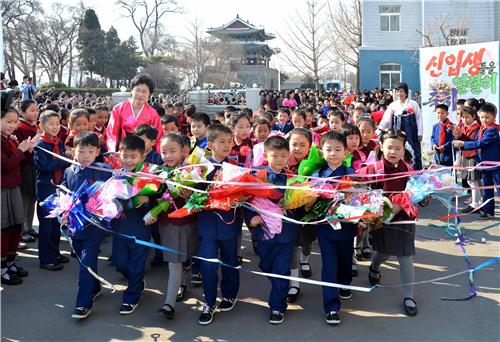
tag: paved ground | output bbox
[2,198,499,342]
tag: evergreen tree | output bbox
[76,9,106,79]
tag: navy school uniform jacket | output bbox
[463,125,500,169]
[197,157,243,240]
[431,121,455,166]
[244,166,299,244]
[145,149,163,165]
[314,165,357,240]
[61,162,112,239]
[34,139,68,201]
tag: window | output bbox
[380,63,401,89]
[379,5,401,32]
[450,28,468,45]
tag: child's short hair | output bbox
[278,108,291,116]
[356,117,376,129]
[224,105,237,113]
[320,131,347,149]
[39,110,61,124]
[20,99,37,112]
[288,127,312,146]
[185,104,197,117]
[60,108,69,122]
[260,111,274,123]
[461,106,476,118]
[43,103,61,113]
[229,112,251,128]
[74,131,99,148]
[69,109,89,125]
[479,102,497,116]
[264,136,289,152]
[253,118,271,130]
[161,114,180,127]
[119,135,145,154]
[190,112,211,126]
[86,107,97,115]
[457,99,466,106]
[214,111,224,119]
[207,124,232,142]
[94,104,109,112]
[436,104,449,112]
[173,101,184,109]
[343,124,361,139]
[353,108,365,115]
[328,110,345,121]
[291,110,307,121]
[160,133,184,148]
[179,134,191,149]
[165,103,174,109]
[135,124,158,140]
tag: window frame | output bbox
[379,63,402,90]
[450,28,468,46]
[379,5,401,32]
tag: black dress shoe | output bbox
[460,205,476,214]
[300,262,312,278]
[287,286,300,303]
[40,263,64,271]
[368,265,381,286]
[158,304,175,319]
[403,297,418,316]
[57,255,70,264]
[28,230,39,238]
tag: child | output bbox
[94,104,109,135]
[328,110,345,133]
[34,110,69,271]
[453,102,500,219]
[343,124,365,171]
[58,108,70,143]
[351,108,365,125]
[287,128,314,302]
[173,102,188,135]
[246,136,298,325]
[291,110,321,145]
[1,101,38,284]
[65,109,90,151]
[63,132,112,319]
[190,112,210,149]
[313,115,330,135]
[272,108,293,134]
[87,108,98,131]
[229,113,253,165]
[313,132,357,325]
[162,115,180,134]
[356,117,379,161]
[452,107,481,213]
[431,104,455,166]
[224,106,238,126]
[214,111,225,125]
[154,134,199,319]
[112,135,154,314]
[14,99,40,243]
[197,124,242,325]
[164,103,174,116]
[360,130,418,317]
[135,124,163,165]
[253,118,271,144]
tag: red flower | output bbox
[239,146,250,157]
[407,107,414,114]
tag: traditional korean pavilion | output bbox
[207,15,279,88]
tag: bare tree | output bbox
[177,17,212,88]
[327,0,362,90]
[117,0,181,56]
[416,14,469,47]
[1,0,41,80]
[279,0,331,90]
[16,3,83,83]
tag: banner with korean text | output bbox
[419,41,499,151]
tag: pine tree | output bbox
[76,9,106,79]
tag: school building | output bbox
[359,0,500,93]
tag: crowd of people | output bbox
[1,72,499,328]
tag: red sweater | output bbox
[14,119,37,166]
[1,134,25,188]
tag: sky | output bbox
[40,0,310,76]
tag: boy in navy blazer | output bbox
[197,124,243,326]
[245,136,299,325]
[431,104,455,166]
[62,132,112,319]
[313,132,357,325]
[454,102,500,219]
[34,110,69,271]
